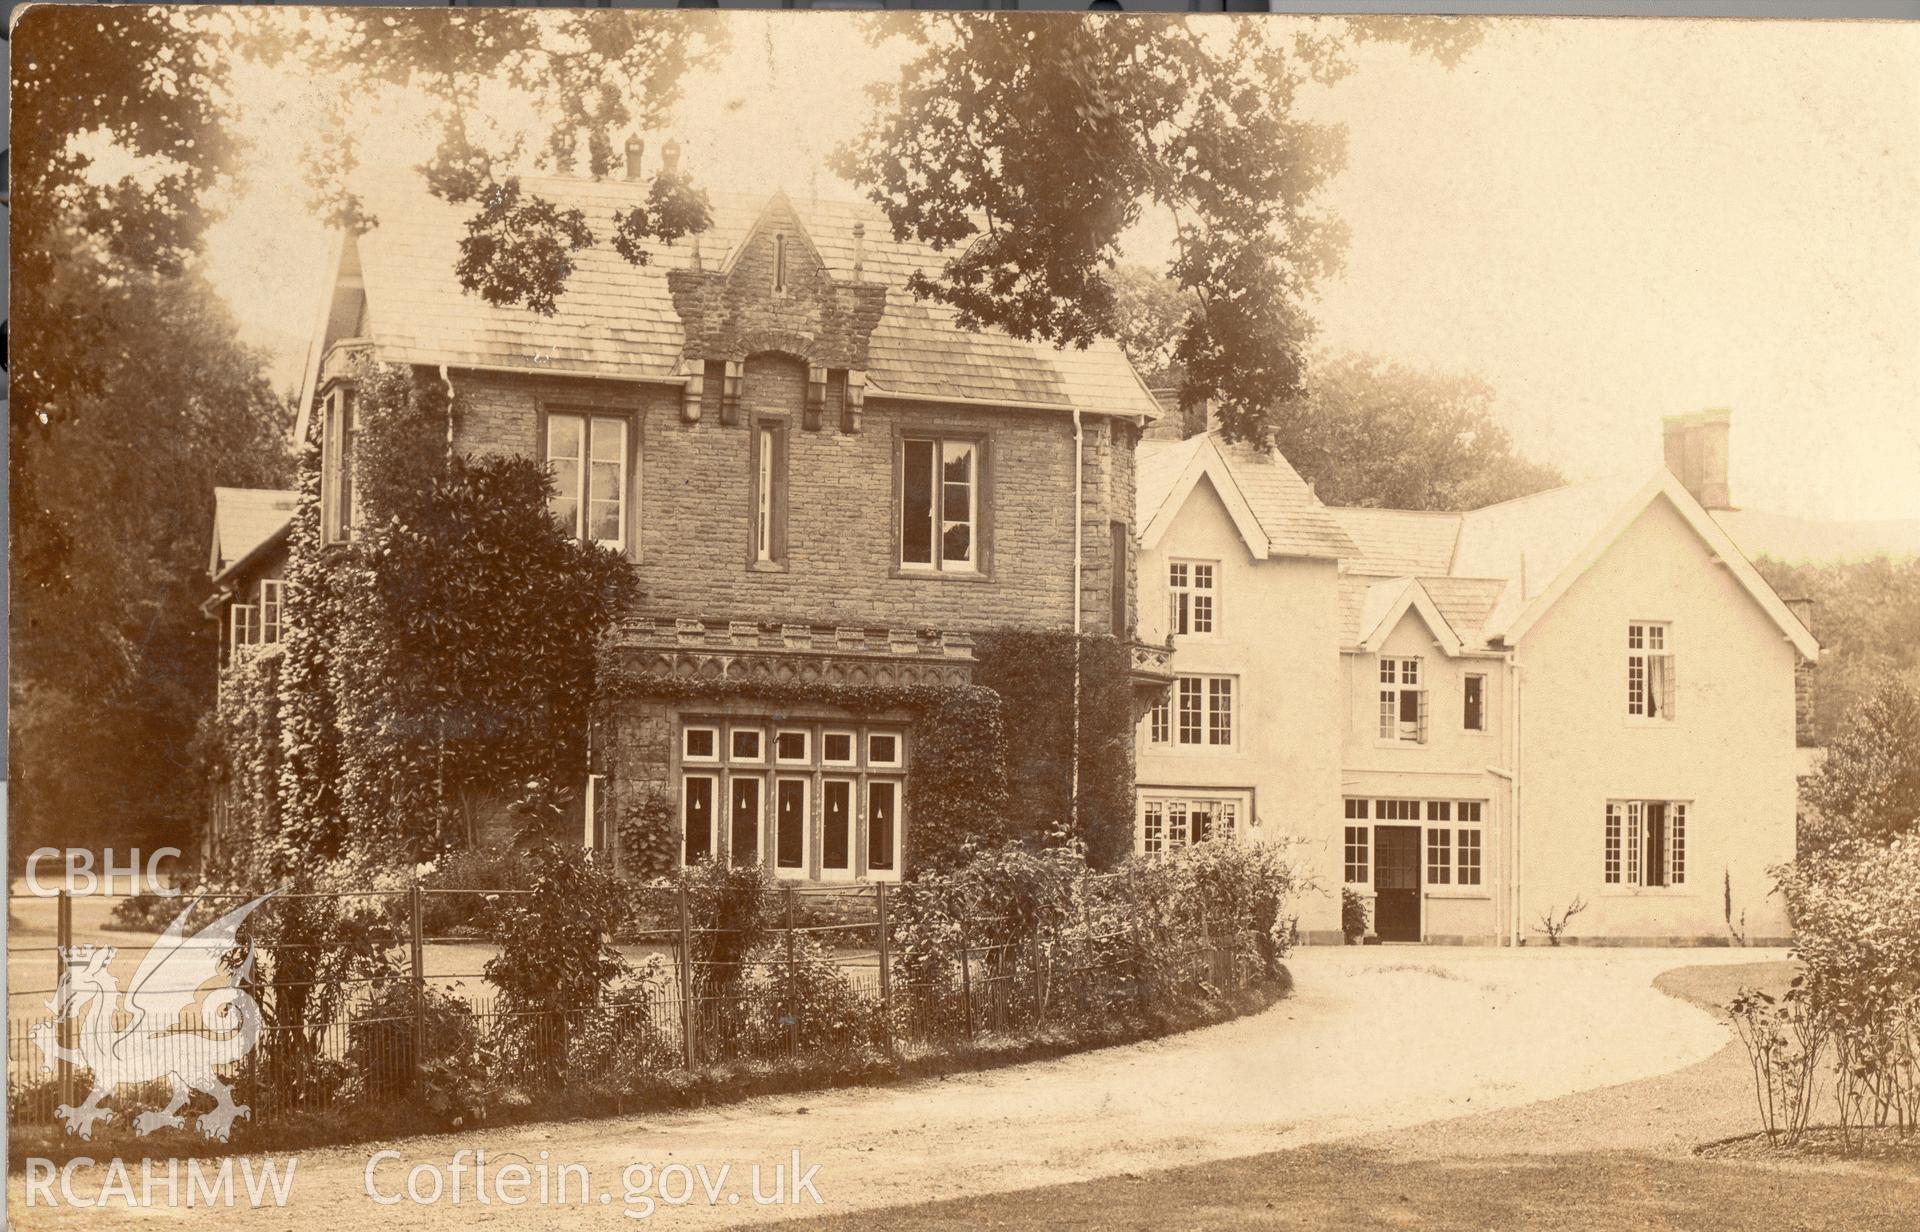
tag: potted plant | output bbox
[1341,886,1370,946]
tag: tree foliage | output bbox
[1269,354,1563,510]
[273,9,726,315]
[8,262,291,866]
[834,14,1481,446]
[1755,555,1920,749]
[1800,683,1920,856]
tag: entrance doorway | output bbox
[1374,825,1422,942]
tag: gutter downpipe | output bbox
[1070,409,1084,838]
[1509,654,1524,946]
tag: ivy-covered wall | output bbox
[972,630,1139,868]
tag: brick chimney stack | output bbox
[1661,408,1733,510]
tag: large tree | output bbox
[834,14,1479,446]
[8,255,292,864]
[1270,353,1563,510]
[1755,555,1920,750]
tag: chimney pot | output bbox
[624,136,645,182]
[661,138,682,177]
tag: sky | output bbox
[203,13,1920,524]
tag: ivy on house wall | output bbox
[971,630,1139,869]
[215,361,636,868]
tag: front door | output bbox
[1374,825,1422,942]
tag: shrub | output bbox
[617,784,679,883]
[744,933,881,1058]
[1341,886,1369,942]
[345,980,488,1126]
[419,845,529,938]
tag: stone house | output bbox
[212,164,1170,878]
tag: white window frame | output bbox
[819,776,857,881]
[728,725,766,764]
[821,728,858,768]
[545,411,629,553]
[772,776,810,880]
[900,435,980,573]
[1627,622,1675,722]
[1343,798,1371,885]
[583,774,607,849]
[681,773,719,866]
[756,424,777,562]
[727,773,764,867]
[259,580,285,645]
[867,730,903,770]
[774,727,811,766]
[683,724,721,764]
[320,388,357,546]
[864,779,904,882]
[1146,692,1172,745]
[1168,559,1218,638]
[1604,798,1688,889]
[1136,790,1247,857]
[229,603,258,657]
[1377,656,1429,745]
[1168,674,1235,749]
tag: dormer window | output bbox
[773,233,788,294]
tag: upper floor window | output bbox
[900,436,979,572]
[1627,622,1674,721]
[1168,560,1216,637]
[320,388,358,545]
[1149,673,1234,748]
[1377,656,1428,743]
[1463,672,1486,732]
[1605,799,1687,887]
[259,580,285,645]
[752,420,788,565]
[229,602,258,658]
[546,412,629,552]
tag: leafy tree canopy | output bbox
[1756,555,1920,749]
[834,14,1480,446]
[1801,682,1920,856]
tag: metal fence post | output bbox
[677,885,697,1069]
[783,884,799,1055]
[958,910,974,1043]
[409,885,426,1091]
[875,883,894,1058]
[56,889,74,1110]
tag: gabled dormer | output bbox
[666,192,889,431]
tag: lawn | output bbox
[784,958,1920,1231]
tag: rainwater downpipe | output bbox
[1070,409,1084,837]
[1508,654,1525,946]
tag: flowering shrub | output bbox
[1342,886,1370,943]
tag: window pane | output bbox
[775,730,809,762]
[941,440,974,564]
[548,414,583,536]
[868,781,897,872]
[685,727,717,760]
[1208,677,1233,745]
[591,417,624,462]
[776,779,806,870]
[683,776,715,865]
[823,732,854,764]
[730,778,761,867]
[822,781,852,870]
[902,440,935,564]
[1177,677,1202,744]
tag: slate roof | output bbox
[210,487,296,579]
[1327,474,1660,648]
[349,177,1160,418]
[1137,434,1356,561]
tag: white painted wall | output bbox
[1136,476,1348,938]
[1515,495,1798,942]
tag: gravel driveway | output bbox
[8,945,1783,1228]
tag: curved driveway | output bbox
[10,946,1782,1229]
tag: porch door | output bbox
[1375,825,1422,942]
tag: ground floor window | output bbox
[1137,790,1247,856]
[1604,799,1687,887]
[679,717,906,880]
[1343,797,1485,888]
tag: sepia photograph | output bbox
[4,3,1919,1227]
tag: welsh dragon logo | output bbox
[31,889,283,1141]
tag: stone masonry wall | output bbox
[446,363,1136,636]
